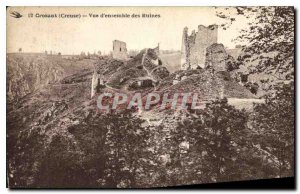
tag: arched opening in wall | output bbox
[120,48,122,52]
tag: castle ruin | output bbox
[181,25,218,70]
[91,71,105,98]
[112,40,128,60]
[205,43,236,72]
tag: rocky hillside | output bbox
[7,47,268,188]
[7,53,95,103]
[6,53,179,188]
[93,48,169,90]
[157,69,256,100]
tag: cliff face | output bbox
[7,54,95,102]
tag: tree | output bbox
[102,110,151,188]
[170,100,251,183]
[216,6,295,178]
[251,82,294,178]
[33,135,88,188]
[80,51,86,57]
[216,7,294,88]
[8,129,46,187]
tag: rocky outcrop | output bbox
[142,47,169,81]
[158,69,256,101]
[91,46,170,95]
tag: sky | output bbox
[7,7,249,55]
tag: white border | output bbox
[1,0,298,193]
[1,0,298,6]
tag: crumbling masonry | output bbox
[112,40,128,60]
[181,25,218,70]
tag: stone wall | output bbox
[205,43,238,73]
[112,40,128,60]
[181,25,218,70]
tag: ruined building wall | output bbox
[91,71,98,98]
[180,27,189,70]
[205,43,228,72]
[91,71,104,98]
[112,40,128,60]
[205,43,237,72]
[181,25,218,70]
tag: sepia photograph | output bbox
[6,6,295,189]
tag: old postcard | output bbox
[6,6,295,188]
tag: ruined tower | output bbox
[91,62,106,98]
[180,27,189,70]
[91,71,98,98]
[112,40,128,60]
[180,25,218,70]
